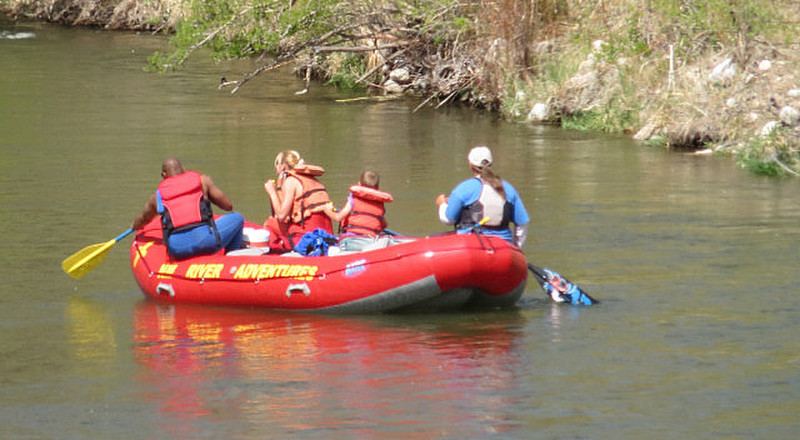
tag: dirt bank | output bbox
[1,0,181,31]
[4,0,800,175]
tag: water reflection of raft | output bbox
[130,221,528,313]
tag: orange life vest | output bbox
[341,184,393,236]
[277,164,331,225]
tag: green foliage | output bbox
[147,17,205,71]
[562,110,606,132]
[736,128,800,176]
[453,16,470,30]
[147,0,339,71]
[650,0,783,58]
[325,53,367,90]
[643,134,667,148]
[738,156,783,176]
[562,102,638,134]
[499,84,528,121]
[139,0,800,180]
[609,12,652,59]
[409,0,475,45]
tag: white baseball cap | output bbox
[468,146,493,169]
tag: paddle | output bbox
[461,219,596,304]
[393,220,596,305]
[467,221,596,305]
[61,228,135,279]
[527,263,597,305]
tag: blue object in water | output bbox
[528,264,597,305]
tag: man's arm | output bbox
[132,193,158,230]
[202,174,233,211]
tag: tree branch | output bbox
[226,21,372,94]
[174,7,251,67]
[313,44,404,53]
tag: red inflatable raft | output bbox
[130,221,528,313]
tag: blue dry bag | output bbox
[294,229,337,256]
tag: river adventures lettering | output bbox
[158,263,318,281]
[233,263,317,281]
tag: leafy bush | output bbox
[737,128,800,176]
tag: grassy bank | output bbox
[5,0,800,176]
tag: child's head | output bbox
[359,170,380,189]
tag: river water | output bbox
[1,20,798,440]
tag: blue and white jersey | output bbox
[443,177,530,242]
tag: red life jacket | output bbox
[341,184,393,236]
[157,171,217,243]
[277,164,332,225]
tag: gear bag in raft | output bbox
[294,228,338,256]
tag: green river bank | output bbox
[4,0,800,176]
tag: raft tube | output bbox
[130,220,528,313]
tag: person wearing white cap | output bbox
[435,146,530,247]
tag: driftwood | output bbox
[313,44,403,53]
[770,153,800,176]
[335,96,402,103]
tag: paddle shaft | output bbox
[114,228,135,242]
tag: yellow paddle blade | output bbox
[61,239,117,279]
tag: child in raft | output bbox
[324,170,393,237]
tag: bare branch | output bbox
[356,48,407,84]
[226,21,373,94]
[229,57,295,94]
[770,153,800,177]
[313,44,404,53]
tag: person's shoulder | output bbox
[284,174,303,190]
[453,177,481,192]
[455,177,481,189]
[199,173,216,186]
[502,179,523,196]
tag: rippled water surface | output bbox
[1,19,799,439]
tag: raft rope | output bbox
[469,223,497,255]
[133,240,157,276]
[133,235,508,284]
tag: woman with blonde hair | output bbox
[263,150,333,251]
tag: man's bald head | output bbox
[161,157,185,178]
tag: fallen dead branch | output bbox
[223,21,375,95]
[313,44,404,53]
